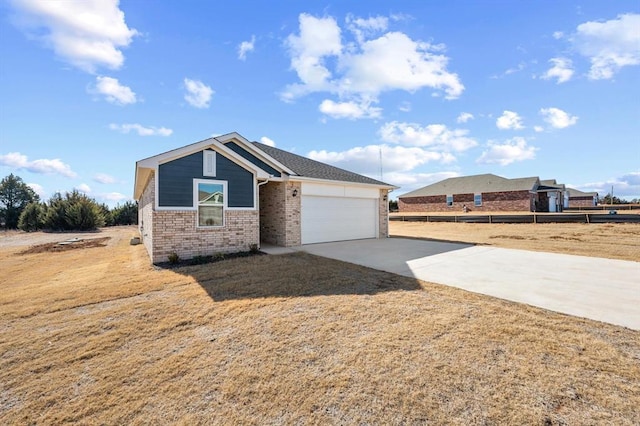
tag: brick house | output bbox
[398,174,566,213]
[134,132,395,263]
[566,187,598,208]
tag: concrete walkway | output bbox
[261,238,640,330]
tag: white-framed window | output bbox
[446,195,453,207]
[203,150,216,177]
[474,193,482,206]
[194,179,226,227]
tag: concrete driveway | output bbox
[281,238,639,330]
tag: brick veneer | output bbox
[152,209,259,263]
[138,173,155,257]
[379,189,389,237]
[399,190,533,212]
[569,196,596,207]
[137,172,259,263]
[258,181,301,247]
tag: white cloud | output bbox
[553,31,564,40]
[308,144,455,178]
[542,57,574,83]
[319,99,382,119]
[534,126,544,133]
[184,78,213,108]
[283,13,342,100]
[75,183,92,193]
[238,35,255,60]
[27,183,45,198]
[260,136,276,147]
[573,13,640,80]
[539,107,578,129]
[496,110,524,130]
[93,173,117,184]
[579,171,640,199]
[339,31,463,99]
[0,152,77,178]
[456,112,474,123]
[379,121,478,152]
[281,13,464,109]
[100,192,128,203]
[390,171,459,195]
[9,0,138,73]
[92,76,136,105]
[346,14,389,44]
[476,137,537,166]
[109,123,173,136]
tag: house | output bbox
[566,187,598,208]
[398,174,566,213]
[134,132,396,263]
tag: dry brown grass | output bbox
[390,221,640,261]
[1,227,639,424]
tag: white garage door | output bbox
[301,195,378,244]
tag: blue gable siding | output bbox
[226,142,281,177]
[158,150,254,208]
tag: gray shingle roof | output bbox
[253,142,391,186]
[401,174,540,198]
[566,187,598,197]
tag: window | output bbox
[474,193,482,206]
[195,180,226,227]
[446,195,453,207]
[203,150,216,177]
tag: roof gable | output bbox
[134,134,269,199]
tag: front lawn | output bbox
[1,227,638,424]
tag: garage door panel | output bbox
[301,196,377,244]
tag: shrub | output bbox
[18,202,45,232]
[167,252,180,264]
[42,191,105,231]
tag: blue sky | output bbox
[1,0,639,205]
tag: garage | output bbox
[301,183,379,245]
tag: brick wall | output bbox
[569,196,595,207]
[379,189,389,238]
[138,173,155,258]
[151,209,259,263]
[259,181,285,245]
[258,181,301,247]
[399,190,533,212]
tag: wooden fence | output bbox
[390,213,640,224]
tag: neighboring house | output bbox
[134,132,396,263]
[566,187,598,208]
[398,174,566,213]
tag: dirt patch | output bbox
[391,222,640,261]
[19,237,111,254]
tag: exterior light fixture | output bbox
[292,189,298,197]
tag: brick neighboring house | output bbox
[398,174,567,213]
[134,132,396,263]
[566,187,599,207]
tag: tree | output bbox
[18,202,45,232]
[111,201,138,225]
[0,174,39,229]
[600,193,629,205]
[99,203,115,227]
[42,191,105,231]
